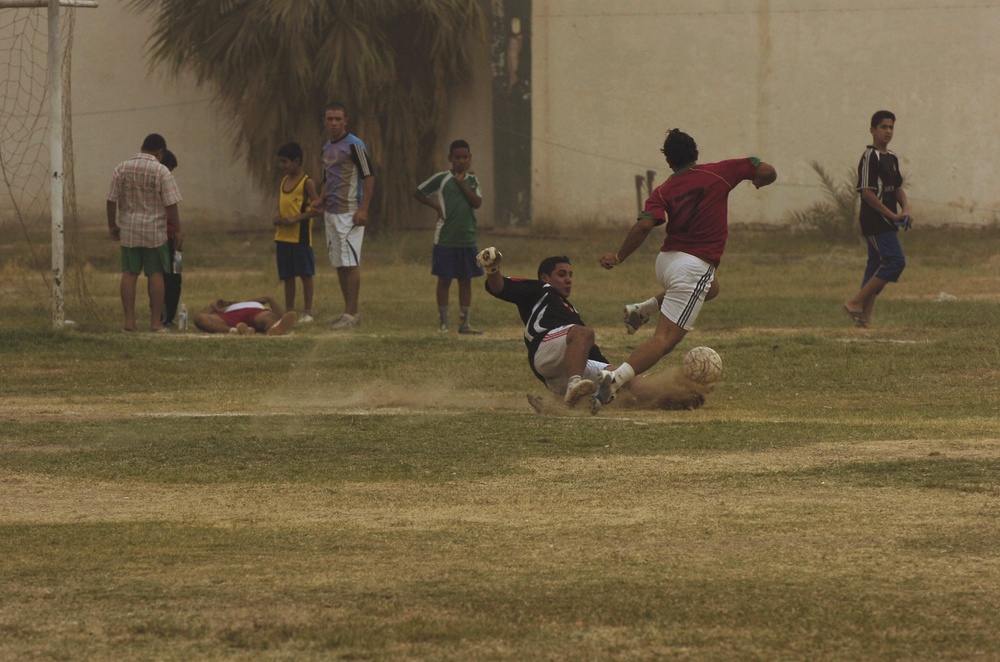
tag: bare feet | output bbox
[266,311,297,336]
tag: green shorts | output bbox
[120,242,171,276]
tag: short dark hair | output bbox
[276,142,303,163]
[141,133,167,153]
[449,139,470,154]
[871,110,896,128]
[661,129,698,169]
[324,102,347,115]
[160,149,177,171]
[537,255,571,279]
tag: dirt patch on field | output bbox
[2,437,995,529]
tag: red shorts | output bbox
[218,307,264,328]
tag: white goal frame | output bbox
[0,0,97,328]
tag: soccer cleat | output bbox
[624,303,651,335]
[589,370,617,415]
[438,323,450,333]
[298,313,314,324]
[266,311,297,336]
[330,313,360,330]
[457,324,483,335]
[624,303,652,335]
[564,377,595,407]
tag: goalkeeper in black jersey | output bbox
[478,247,610,408]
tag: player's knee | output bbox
[881,255,906,281]
[568,324,595,345]
[192,314,212,332]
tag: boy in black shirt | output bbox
[843,110,913,328]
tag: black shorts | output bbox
[276,242,315,280]
[432,245,484,280]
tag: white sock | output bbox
[611,363,636,392]
[639,297,659,317]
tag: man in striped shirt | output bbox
[318,103,375,330]
[107,133,183,332]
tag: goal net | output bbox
[0,4,91,321]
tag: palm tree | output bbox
[130,0,489,232]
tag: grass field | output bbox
[2,220,999,660]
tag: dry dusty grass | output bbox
[2,227,1000,659]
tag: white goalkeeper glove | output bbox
[477,247,502,274]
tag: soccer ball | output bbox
[682,346,722,384]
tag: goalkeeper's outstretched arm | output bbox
[477,247,504,294]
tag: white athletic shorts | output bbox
[324,211,364,268]
[532,325,609,396]
[655,250,716,331]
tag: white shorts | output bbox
[324,212,364,268]
[532,325,609,396]
[655,251,716,331]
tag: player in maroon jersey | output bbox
[594,129,776,410]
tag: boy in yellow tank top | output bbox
[273,142,322,322]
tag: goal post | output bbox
[0,1,97,7]
[0,0,96,329]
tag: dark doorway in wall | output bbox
[492,0,531,227]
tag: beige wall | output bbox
[65,1,495,228]
[70,1,266,224]
[427,21,496,229]
[533,0,1000,227]
[23,1,995,231]
[4,3,499,230]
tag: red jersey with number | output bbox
[639,158,760,266]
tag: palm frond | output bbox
[130,0,490,231]
[789,162,860,244]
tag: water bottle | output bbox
[178,304,188,331]
[173,251,183,274]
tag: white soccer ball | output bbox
[682,346,722,384]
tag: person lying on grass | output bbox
[192,296,296,336]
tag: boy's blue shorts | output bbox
[862,231,906,285]
[276,241,315,280]
[432,245,484,280]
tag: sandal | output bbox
[842,305,868,328]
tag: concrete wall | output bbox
[533,0,1000,227]
[69,1,266,224]
[14,0,995,230]
[427,18,496,230]
[1,1,494,228]
[71,1,497,229]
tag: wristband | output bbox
[615,253,623,265]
